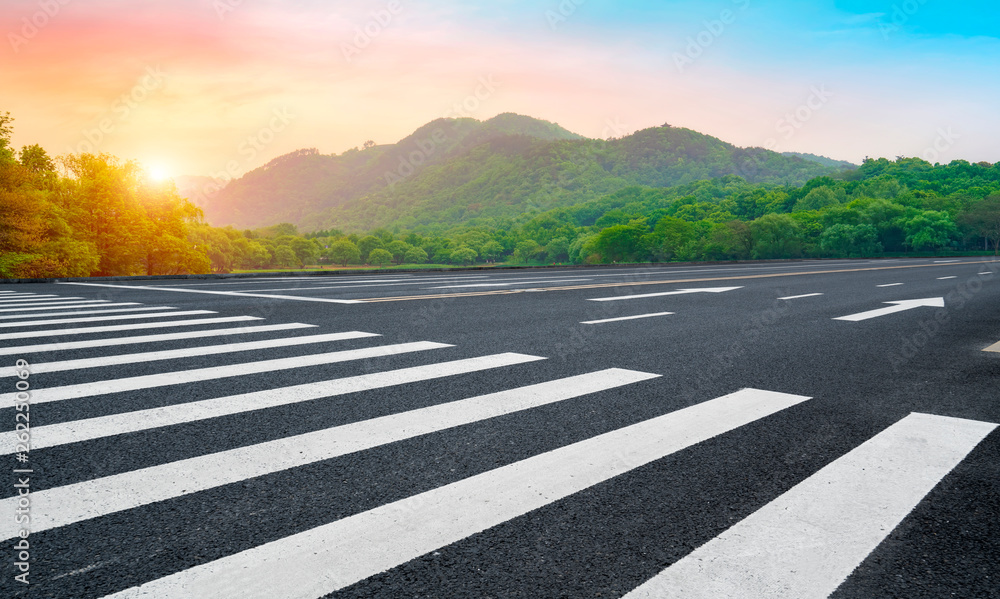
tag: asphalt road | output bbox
[1,257,999,598]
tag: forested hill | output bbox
[201,114,844,232]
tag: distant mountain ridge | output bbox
[782,151,857,170]
[197,113,849,231]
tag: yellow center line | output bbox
[357,260,998,303]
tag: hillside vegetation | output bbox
[2,109,998,279]
[204,114,840,231]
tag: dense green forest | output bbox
[2,110,998,279]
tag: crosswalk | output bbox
[1,290,996,598]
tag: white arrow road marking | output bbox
[624,413,997,599]
[589,287,743,302]
[98,388,810,599]
[834,297,945,322]
[985,341,1000,353]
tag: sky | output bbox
[2,0,999,179]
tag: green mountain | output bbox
[200,114,845,232]
[782,151,857,170]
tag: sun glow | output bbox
[146,163,171,183]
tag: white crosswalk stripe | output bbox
[0,315,262,341]
[0,306,176,321]
[0,369,658,540]
[0,300,119,312]
[0,322,315,356]
[99,389,810,599]
[0,310,214,329]
[9,307,996,599]
[0,331,379,377]
[0,295,73,302]
[624,413,997,599]
[0,353,546,452]
[0,341,452,405]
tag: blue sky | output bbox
[3,0,998,176]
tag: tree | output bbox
[273,245,300,268]
[904,210,957,251]
[450,246,478,265]
[749,214,803,259]
[959,194,1000,254]
[59,153,152,276]
[357,235,384,262]
[326,239,360,266]
[648,216,695,261]
[544,237,570,263]
[593,223,647,263]
[368,248,393,267]
[289,237,320,266]
[480,240,504,262]
[793,186,839,212]
[403,245,428,264]
[0,111,15,165]
[387,240,412,265]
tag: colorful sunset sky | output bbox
[3,0,999,179]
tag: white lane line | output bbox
[0,323,316,357]
[623,412,997,599]
[0,300,116,312]
[777,293,824,301]
[980,272,994,276]
[0,316,262,342]
[0,341,452,405]
[0,306,174,321]
[934,260,961,263]
[937,276,958,280]
[877,283,904,287]
[427,279,593,289]
[3,353,546,453]
[0,310,214,329]
[589,287,743,302]
[581,312,675,325]
[60,282,363,305]
[0,295,69,303]
[237,277,498,293]
[2,369,658,540]
[98,388,809,599]
[0,331,380,377]
[834,298,945,322]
